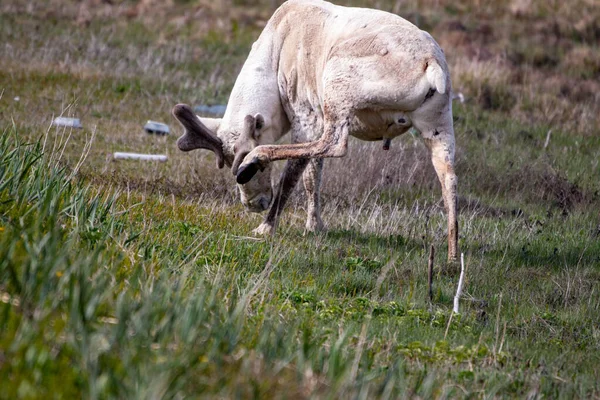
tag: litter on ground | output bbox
[53,117,83,128]
[113,152,167,162]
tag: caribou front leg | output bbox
[253,159,309,235]
[236,117,350,184]
[303,158,325,232]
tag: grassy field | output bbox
[1,0,599,398]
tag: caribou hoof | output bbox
[447,255,459,264]
[305,217,325,233]
[252,222,275,236]
[236,157,261,184]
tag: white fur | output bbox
[182,0,459,260]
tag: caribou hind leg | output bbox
[424,135,458,262]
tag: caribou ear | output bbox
[231,114,260,176]
[172,104,225,169]
[254,113,264,133]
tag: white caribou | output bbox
[173,0,458,261]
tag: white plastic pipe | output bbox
[113,152,167,162]
[53,117,83,128]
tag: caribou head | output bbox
[172,104,273,212]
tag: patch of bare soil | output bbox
[482,163,588,216]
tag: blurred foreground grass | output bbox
[1,0,599,398]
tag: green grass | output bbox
[1,1,600,398]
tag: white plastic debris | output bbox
[14,96,20,102]
[113,152,167,162]
[53,117,83,128]
[144,121,170,135]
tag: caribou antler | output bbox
[172,103,225,169]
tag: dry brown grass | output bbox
[2,0,598,215]
[7,0,596,136]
